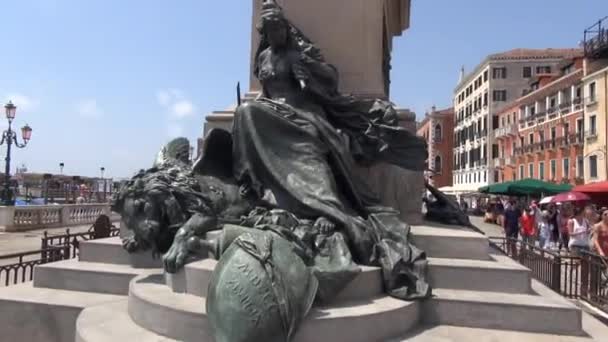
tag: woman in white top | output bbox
[568,206,591,256]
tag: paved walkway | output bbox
[0,224,96,256]
[469,215,504,237]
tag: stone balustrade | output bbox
[0,204,113,232]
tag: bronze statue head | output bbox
[257,0,289,49]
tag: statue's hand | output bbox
[314,216,336,235]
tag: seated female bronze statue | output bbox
[232,0,430,301]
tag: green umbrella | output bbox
[479,179,572,196]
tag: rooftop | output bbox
[455,48,583,92]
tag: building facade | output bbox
[496,58,585,185]
[417,107,454,188]
[582,17,608,183]
[452,48,582,193]
[582,66,608,183]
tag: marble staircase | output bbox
[1,223,607,342]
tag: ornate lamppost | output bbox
[0,102,32,205]
[59,162,64,175]
[100,167,106,202]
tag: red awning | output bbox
[573,181,608,193]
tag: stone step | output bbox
[76,300,178,342]
[165,254,531,301]
[129,273,420,342]
[427,256,531,294]
[78,237,162,268]
[33,259,155,295]
[410,225,490,260]
[423,288,583,335]
[392,324,597,342]
[0,282,124,342]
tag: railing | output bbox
[0,203,112,232]
[586,130,598,140]
[0,225,120,286]
[0,247,66,286]
[584,16,608,58]
[490,237,608,313]
[586,96,598,106]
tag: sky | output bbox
[1,0,607,178]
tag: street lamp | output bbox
[59,162,64,175]
[0,102,32,205]
[100,167,106,202]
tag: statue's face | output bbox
[265,20,288,49]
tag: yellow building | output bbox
[583,65,608,182]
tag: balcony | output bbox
[573,97,583,111]
[514,147,524,155]
[558,101,572,115]
[585,96,598,106]
[494,124,517,139]
[547,107,558,118]
[585,130,598,140]
[570,133,584,146]
[493,158,502,168]
[544,139,557,150]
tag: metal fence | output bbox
[490,237,608,313]
[0,226,120,287]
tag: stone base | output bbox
[353,162,424,225]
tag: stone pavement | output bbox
[0,224,94,257]
[469,215,504,237]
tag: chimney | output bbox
[459,66,465,83]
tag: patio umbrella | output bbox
[573,181,608,206]
[551,191,591,203]
[539,196,554,205]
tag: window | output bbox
[577,156,584,178]
[563,158,570,179]
[434,124,442,142]
[551,127,556,141]
[492,67,507,79]
[493,90,507,101]
[576,87,582,98]
[590,156,598,178]
[550,98,556,108]
[523,66,532,78]
[483,70,488,82]
[483,92,488,106]
[529,163,534,178]
[519,165,525,179]
[589,82,596,102]
[434,155,442,173]
[529,133,534,145]
[536,66,551,74]
[550,160,556,180]
[539,162,545,180]
[589,115,597,135]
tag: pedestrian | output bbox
[547,203,559,249]
[503,198,521,256]
[538,211,554,250]
[593,209,608,257]
[558,204,572,253]
[520,207,536,246]
[568,206,592,257]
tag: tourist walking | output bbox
[538,211,554,250]
[558,204,572,253]
[568,206,592,256]
[520,207,536,246]
[593,209,608,257]
[503,199,521,256]
[547,204,559,249]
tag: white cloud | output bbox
[156,88,196,118]
[171,100,195,118]
[2,93,38,112]
[75,99,103,119]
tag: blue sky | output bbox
[2,0,607,178]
